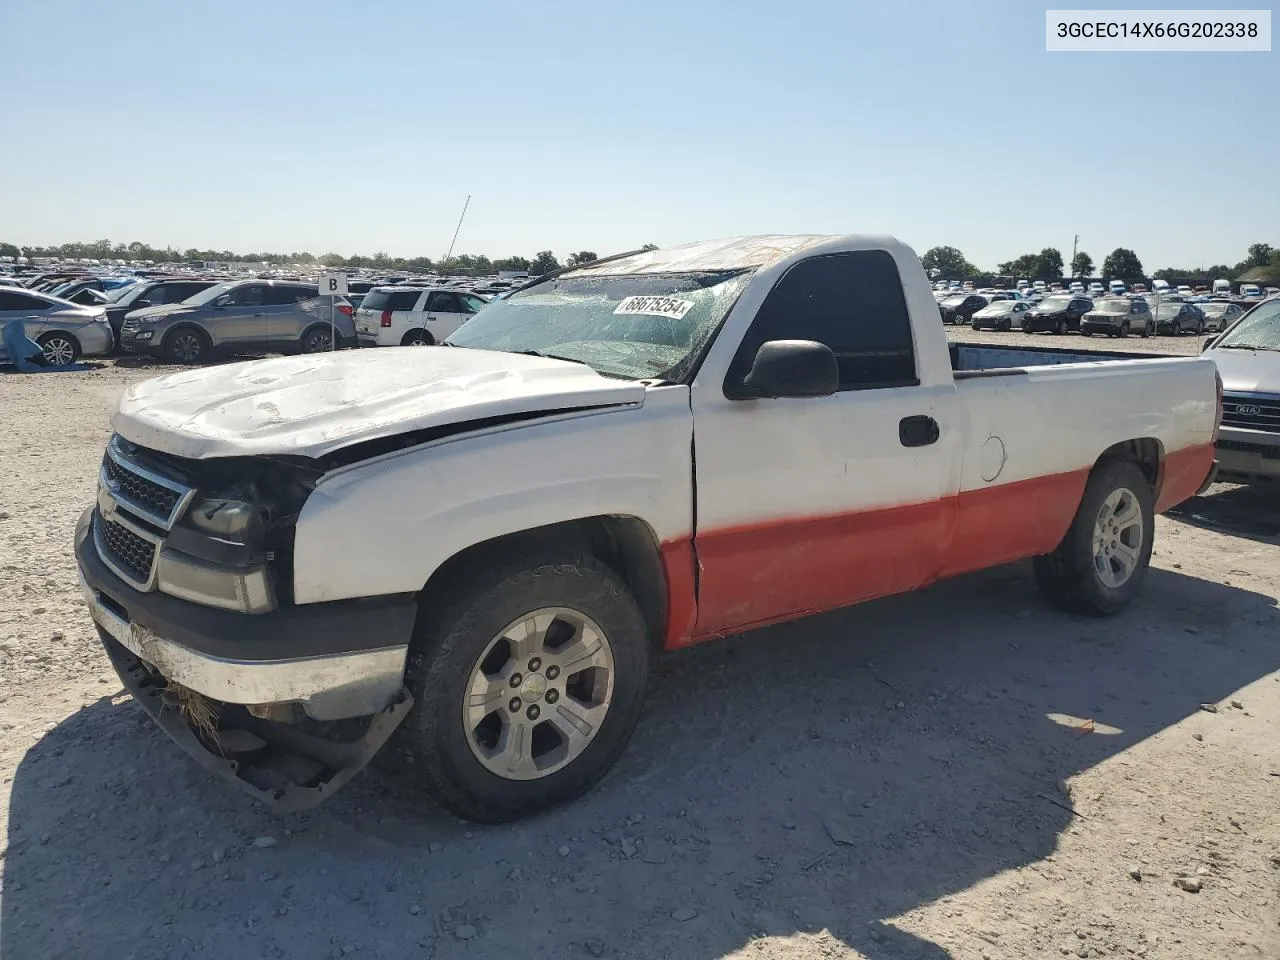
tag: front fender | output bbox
[292,388,694,605]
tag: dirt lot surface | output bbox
[2,355,1278,960]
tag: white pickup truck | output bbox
[75,235,1220,822]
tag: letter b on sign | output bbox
[318,272,348,296]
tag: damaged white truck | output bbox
[75,235,1220,822]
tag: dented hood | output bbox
[112,347,646,459]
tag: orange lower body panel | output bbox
[658,443,1216,650]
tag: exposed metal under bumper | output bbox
[99,630,413,811]
[79,567,408,721]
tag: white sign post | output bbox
[319,272,348,352]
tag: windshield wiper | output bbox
[1215,344,1280,351]
[514,349,588,365]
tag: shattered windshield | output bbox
[445,270,753,380]
[1215,300,1280,351]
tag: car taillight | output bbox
[338,304,353,317]
[380,310,393,327]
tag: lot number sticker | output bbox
[613,295,695,320]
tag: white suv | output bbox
[354,287,488,347]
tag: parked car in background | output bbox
[1203,297,1280,484]
[104,277,220,340]
[1108,280,1127,295]
[354,286,488,347]
[1154,301,1205,335]
[1081,296,1153,337]
[970,299,1032,331]
[0,288,114,366]
[1241,284,1263,299]
[117,279,355,363]
[1021,294,1093,334]
[938,293,989,325]
[1198,301,1244,333]
[1088,282,1104,296]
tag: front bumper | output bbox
[1214,427,1280,482]
[76,507,419,809]
[78,323,116,358]
[76,508,416,720]
[1080,318,1124,334]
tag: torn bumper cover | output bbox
[75,508,417,809]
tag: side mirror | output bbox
[1202,336,1216,353]
[737,340,838,399]
[136,299,152,308]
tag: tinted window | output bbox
[459,294,487,314]
[729,251,916,391]
[0,291,50,312]
[224,284,266,307]
[169,282,213,302]
[360,289,422,312]
[425,291,460,313]
[267,285,315,306]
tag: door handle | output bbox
[899,415,940,447]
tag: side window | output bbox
[425,291,460,313]
[226,284,266,307]
[142,285,168,304]
[459,294,487,314]
[0,291,49,311]
[727,250,917,393]
[171,283,207,302]
[266,285,305,306]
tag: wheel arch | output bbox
[400,327,435,346]
[36,329,82,360]
[1092,437,1164,492]
[163,322,211,348]
[415,516,669,655]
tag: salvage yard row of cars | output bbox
[941,285,1257,338]
[0,269,517,366]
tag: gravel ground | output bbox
[2,356,1278,960]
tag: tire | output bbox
[401,329,435,347]
[1081,330,1092,337]
[37,332,80,367]
[393,552,650,823]
[1195,319,1204,336]
[1120,320,1130,337]
[300,325,333,353]
[1033,458,1155,617]
[1056,318,1067,335]
[999,319,1011,332]
[163,327,207,364]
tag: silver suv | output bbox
[118,279,355,363]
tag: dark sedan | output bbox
[1021,294,1093,334]
[938,293,989,325]
[1154,301,1205,335]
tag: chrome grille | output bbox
[100,435,194,530]
[103,453,181,517]
[94,435,196,591]
[1221,394,1280,433]
[98,515,157,585]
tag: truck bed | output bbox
[950,341,1162,377]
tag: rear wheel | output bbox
[300,325,333,353]
[393,553,650,823]
[37,332,80,366]
[401,329,435,346]
[1034,458,1154,616]
[1081,330,1092,337]
[163,327,207,364]
[1056,318,1067,335]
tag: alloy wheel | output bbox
[1092,487,1144,588]
[463,607,616,781]
[40,337,75,366]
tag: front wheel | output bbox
[37,332,80,366]
[394,553,650,823]
[1119,320,1130,337]
[1033,458,1154,616]
[1081,330,1092,337]
[163,327,207,364]
[1056,318,1067,335]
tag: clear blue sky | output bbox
[1,0,1274,271]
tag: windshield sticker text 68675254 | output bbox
[613,295,695,320]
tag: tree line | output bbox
[5,237,1275,283]
[921,242,1278,283]
[0,240,663,277]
